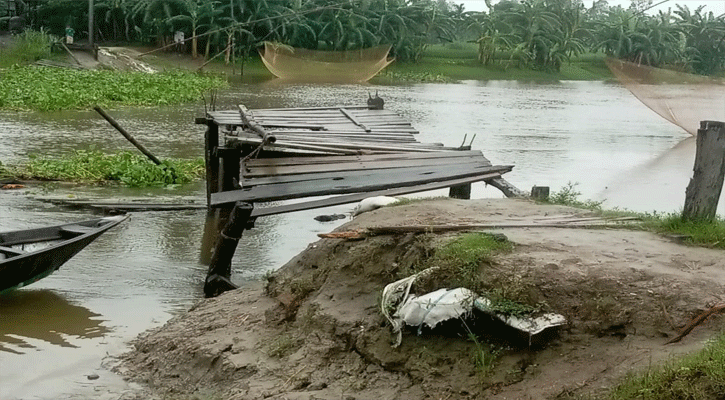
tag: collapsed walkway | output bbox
[197,97,520,296]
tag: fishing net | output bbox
[259,41,394,83]
[606,58,725,135]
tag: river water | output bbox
[0,80,722,399]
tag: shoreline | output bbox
[117,197,725,399]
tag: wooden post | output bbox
[449,183,471,199]
[531,186,550,200]
[683,121,725,221]
[204,122,220,207]
[218,147,241,192]
[204,202,254,298]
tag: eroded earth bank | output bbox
[118,198,725,400]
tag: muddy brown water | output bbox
[0,80,721,399]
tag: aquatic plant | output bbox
[8,150,204,187]
[0,66,227,111]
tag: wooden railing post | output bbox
[683,121,725,221]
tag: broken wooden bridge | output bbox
[196,97,519,297]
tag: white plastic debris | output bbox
[352,196,400,217]
[397,288,476,330]
[381,267,566,347]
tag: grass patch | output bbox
[266,331,302,358]
[605,333,725,400]
[413,232,540,317]
[0,65,227,111]
[6,149,204,187]
[542,182,604,211]
[646,213,725,250]
[0,29,61,68]
[543,182,725,250]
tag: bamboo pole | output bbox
[93,106,163,166]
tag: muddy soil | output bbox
[118,198,725,400]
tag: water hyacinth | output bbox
[0,65,227,111]
[12,150,204,187]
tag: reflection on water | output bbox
[0,290,110,354]
[0,79,722,399]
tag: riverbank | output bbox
[118,197,725,399]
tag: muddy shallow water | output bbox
[0,79,721,399]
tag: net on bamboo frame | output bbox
[259,41,394,83]
[606,58,725,135]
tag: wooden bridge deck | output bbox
[200,102,517,216]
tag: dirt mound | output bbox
[118,198,725,400]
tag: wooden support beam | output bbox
[683,120,725,221]
[213,164,513,205]
[205,122,220,206]
[204,202,254,298]
[250,172,504,218]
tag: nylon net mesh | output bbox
[606,58,725,135]
[259,41,394,83]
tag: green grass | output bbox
[6,149,204,187]
[371,44,615,83]
[542,182,604,211]
[0,65,227,111]
[606,333,725,400]
[646,213,725,250]
[0,29,61,68]
[543,183,725,250]
[413,232,540,317]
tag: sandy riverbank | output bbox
[116,198,725,399]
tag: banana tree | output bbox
[674,4,725,75]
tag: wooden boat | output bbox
[0,215,128,293]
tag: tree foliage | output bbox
[7,0,725,75]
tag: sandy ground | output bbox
[117,198,725,400]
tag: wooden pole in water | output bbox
[94,106,163,166]
[683,121,725,221]
[204,202,254,298]
[204,121,220,206]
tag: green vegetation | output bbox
[5,149,204,187]
[543,182,725,250]
[414,232,540,317]
[3,0,725,77]
[605,333,725,400]
[0,29,60,68]
[266,331,302,358]
[0,65,227,111]
[465,322,501,376]
[543,182,604,210]
[646,213,725,250]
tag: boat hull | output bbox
[0,215,128,293]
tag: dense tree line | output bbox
[1,0,724,75]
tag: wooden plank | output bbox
[253,109,399,116]
[237,137,440,155]
[281,139,443,152]
[243,158,488,184]
[211,164,513,205]
[244,153,485,179]
[235,138,359,155]
[252,105,371,112]
[245,150,487,168]
[269,135,418,143]
[249,173,503,217]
